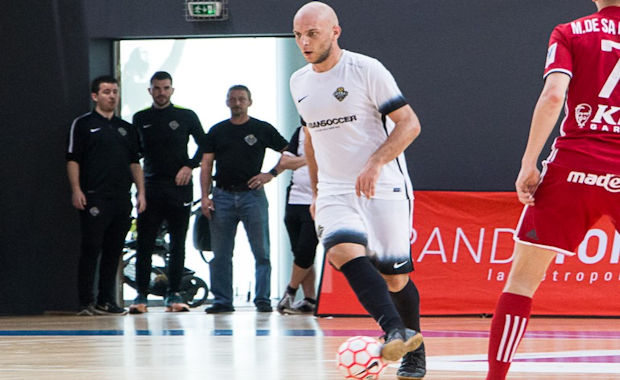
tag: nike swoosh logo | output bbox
[393,261,408,269]
[183,202,192,207]
[89,128,101,133]
[143,124,152,129]
[297,95,309,103]
[353,361,379,377]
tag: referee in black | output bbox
[129,71,206,313]
[67,75,146,316]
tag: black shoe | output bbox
[382,328,423,362]
[94,302,128,315]
[205,303,235,314]
[255,301,273,313]
[76,304,95,316]
[397,342,426,380]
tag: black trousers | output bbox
[135,185,191,296]
[78,196,132,306]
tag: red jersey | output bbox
[544,6,620,174]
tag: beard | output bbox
[154,96,170,107]
[312,43,332,64]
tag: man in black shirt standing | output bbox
[200,85,288,313]
[130,71,205,313]
[67,75,146,316]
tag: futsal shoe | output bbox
[381,328,423,362]
[291,298,316,314]
[129,294,148,314]
[164,292,190,312]
[256,301,273,313]
[205,303,235,314]
[397,342,426,379]
[76,304,96,316]
[94,302,128,315]
[277,293,296,314]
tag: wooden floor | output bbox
[0,308,619,379]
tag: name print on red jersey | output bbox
[570,17,619,35]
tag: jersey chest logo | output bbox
[169,120,180,130]
[575,104,592,127]
[244,134,257,146]
[117,127,127,136]
[333,87,348,102]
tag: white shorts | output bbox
[315,193,414,274]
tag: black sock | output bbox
[304,297,316,304]
[389,279,421,332]
[286,285,298,297]
[340,256,403,333]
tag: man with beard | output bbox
[289,2,425,377]
[130,71,205,313]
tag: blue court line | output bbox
[0,330,186,336]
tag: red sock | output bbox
[486,292,532,380]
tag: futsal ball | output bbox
[336,336,388,380]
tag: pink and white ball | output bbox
[336,336,388,380]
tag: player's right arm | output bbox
[200,152,215,219]
[67,161,86,210]
[356,104,420,198]
[303,126,319,219]
[516,72,570,205]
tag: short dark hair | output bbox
[150,71,173,84]
[227,84,251,101]
[91,75,118,94]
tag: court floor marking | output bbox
[1,328,619,338]
[425,350,620,373]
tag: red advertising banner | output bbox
[316,191,620,316]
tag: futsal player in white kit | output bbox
[290,2,425,378]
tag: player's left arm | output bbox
[177,112,206,186]
[130,163,146,213]
[356,105,421,198]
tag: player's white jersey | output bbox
[290,50,413,200]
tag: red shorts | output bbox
[515,162,620,255]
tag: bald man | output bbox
[290,2,426,378]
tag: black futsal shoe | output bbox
[94,302,128,315]
[204,303,235,314]
[397,342,426,380]
[381,328,424,362]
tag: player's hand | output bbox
[71,189,87,210]
[201,197,215,220]
[309,198,316,220]
[355,161,382,198]
[515,164,540,206]
[248,172,274,189]
[136,192,147,213]
[175,166,193,186]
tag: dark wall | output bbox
[0,0,595,314]
[84,0,594,190]
[1,0,89,314]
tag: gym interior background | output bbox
[0,0,593,314]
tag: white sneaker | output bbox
[291,299,316,314]
[277,293,296,314]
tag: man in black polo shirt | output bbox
[200,85,288,313]
[129,71,205,313]
[67,75,146,316]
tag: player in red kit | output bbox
[487,1,620,379]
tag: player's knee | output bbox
[293,250,316,269]
[383,273,409,292]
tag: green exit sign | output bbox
[188,1,222,18]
